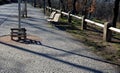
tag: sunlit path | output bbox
[0,3,119,73]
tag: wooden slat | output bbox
[70,14,82,20]
[109,27,120,33]
[85,19,104,28]
[61,12,69,16]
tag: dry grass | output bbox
[56,17,120,66]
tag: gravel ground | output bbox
[0,3,119,73]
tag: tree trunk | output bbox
[47,0,51,7]
[43,0,46,14]
[82,0,88,16]
[60,0,65,11]
[34,0,36,7]
[72,0,77,14]
[112,0,120,27]
[59,0,61,9]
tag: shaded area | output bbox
[0,17,8,25]
[12,38,42,45]
[53,22,80,31]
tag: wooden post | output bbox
[50,8,52,13]
[46,7,48,14]
[47,7,49,12]
[81,16,87,30]
[103,22,112,42]
[24,0,27,17]
[60,9,63,18]
[68,11,72,23]
[22,0,27,18]
[49,7,52,12]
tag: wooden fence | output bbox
[46,6,120,42]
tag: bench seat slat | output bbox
[47,13,61,22]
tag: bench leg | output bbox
[11,34,14,40]
[11,36,13,40]
[24,36,26,40]
[18,37,21,40]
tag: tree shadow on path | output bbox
[0,41,104,73]
[9,39,120,67]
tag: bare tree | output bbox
[112,0,120,27]
[34,0,37,7]
[47,0,51,7]
[72,0,77,14]
[60,0,65,11]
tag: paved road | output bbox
[0,3,119,73]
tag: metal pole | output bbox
[25,0,27,17]
[18,0,21,28]
[43,0,46,14]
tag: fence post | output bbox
[46,7,48,13]
[103,22,112,42]
[60,9,63,18]
[50,8,53,13]
[48,7,51,12]
[81,16,87,30]
[68,11,72,23]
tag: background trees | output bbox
[112,0,120,27]
[47,0,51,7]
[25,0,120,26]
[0,0,10,5]
[2,0,119,25]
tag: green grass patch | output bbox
[91,18,104,24]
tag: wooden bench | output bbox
[48,11,56,19]
[11,28,27,40]
[47,13,61,22]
